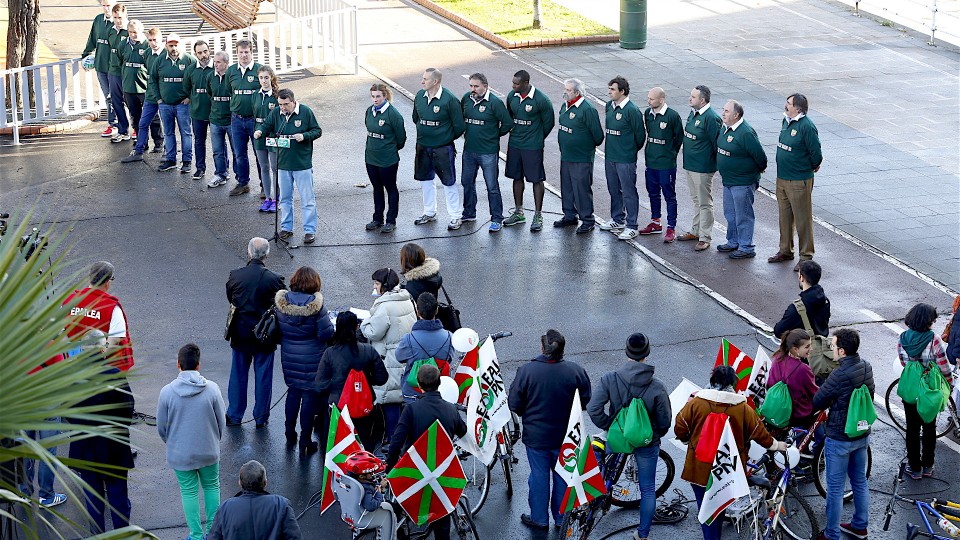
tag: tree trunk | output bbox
[5,0,41,110]
[532,0,542,29]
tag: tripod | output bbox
[266,159,293,258]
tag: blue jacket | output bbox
[275,290,335,390]
[508,355,591,450]
[812,353,875,441]
[394,319,453,399]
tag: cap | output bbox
[166,32,181,44]
[625,333,650,360]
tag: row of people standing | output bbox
[364,68,821,268]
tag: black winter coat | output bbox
[275,290,335,391]
[773,284,831,338]
[587,361,672,446]
[508,355,591,450]
[207,490,302,540]
[315,342,388,405]
[386,391,466,468]
[812,354,875,441]
[402,258,442,306]
[68,368,135,470]
[227,260,285,353]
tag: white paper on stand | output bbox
[349,308,371,320]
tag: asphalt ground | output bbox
[0,0,959,538]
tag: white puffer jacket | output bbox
[360,288,417,404]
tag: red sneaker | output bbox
[840,523,868,539]
[638,221,663,235]
[664,228,676,243]
[101,126,116,137]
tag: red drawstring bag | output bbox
[695,412,729,463]
[338,369,374,418]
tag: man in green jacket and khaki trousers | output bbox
[769,93,823,271]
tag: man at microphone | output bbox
[254,88,322,244]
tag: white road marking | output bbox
[860,308,907,334]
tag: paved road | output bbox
[1,0,959,538]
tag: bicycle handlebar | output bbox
[489,331,513,341]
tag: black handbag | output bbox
[436,284,462,332]
[254,306,281,344]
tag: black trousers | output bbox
[367,162,400,225]
[123,92,162,144]
[904,401,937,469]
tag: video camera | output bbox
[0,213,49,260]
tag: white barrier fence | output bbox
[1,0,357,144]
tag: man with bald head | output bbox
[225,238,285,427]
[641,87,684,242]
[716,100,767,260]
[207,460,302,539]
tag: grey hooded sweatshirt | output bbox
[157,370,226,471]
[587,361,672,446]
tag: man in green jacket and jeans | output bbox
[256,88,322,245]
[81,0,118,138]
[716,100,767,259]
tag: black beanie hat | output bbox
[626,333,650,360]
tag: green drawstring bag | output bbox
[607,396,654,453]
[917,368,950,423]
[897,361,925,405]
[844,384,877,438]
[406,357,439,389]
[757,381,793,428]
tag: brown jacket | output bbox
[674,388,775,486]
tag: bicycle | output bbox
[558,436,678,540]
[348,481,480,540]
[726,431,819,540]
[883,461,960,539]
[885,366,960,439]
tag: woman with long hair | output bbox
[364,83,406,233]
[253,65,280,212]
[768,328,820,429]
[399,242,441,307]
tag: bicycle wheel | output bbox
[610,448,676,508]
[886,378,957,438]
[777,486,819,540]
[458,451,491,516]
[812,444,872,501]
[559,506,593,540]
[453,498,480,540]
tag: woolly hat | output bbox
[626,333,650,360]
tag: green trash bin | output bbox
[620,0,647,49]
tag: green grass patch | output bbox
[432,0,616,40]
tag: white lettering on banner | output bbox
[746,347,772,406]
[514,119,532,126]
[419,120,440,126]
[463,339,511,466]
[465,119,485,125]
[648,137,665,145]
[559,125,572,133]
[605,129,621,136]
[718,148,731,156]
[367,132,385,139]
[777,142,793,152]
[71,306,102,320]
[684,131,697,140]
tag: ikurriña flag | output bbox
[555,389,606,512]
[714,338,755,394]
[320,405,363,514]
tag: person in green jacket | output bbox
[116,19,148,148]
[412,68,466,231]
[365,83,406,234]
[716,100,767,259]
[120,26,165,162]
[555,78,604,234]
[460,73,512,233]
[252,66,280,213]
[225,39,264,197]
[81,0,118,137]
[677,85,723,252]
[183,40,213,181]
[769,93,823,271]
[204,51,234,188]
[152,33,196,174]
[641,87,684,242]
[503,70,554,232]
[106,4,130,141]
[255,88,322,245]
[601,76,645,240]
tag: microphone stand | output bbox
[266,113,294,255]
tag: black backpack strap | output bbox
[439,283,454,306]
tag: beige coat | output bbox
[360,288,416,404]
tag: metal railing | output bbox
[1,0,358,144]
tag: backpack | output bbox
[793,299,837,379]
[338,369,374,418]
[896,360,926,405]
[695,411,730,463]
[844,384,876,438]
[607,376,654,453]
[757,381,792,428]
[917,368,950,423]
[406,333,451,392]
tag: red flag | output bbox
[453,346,479,404]
[320,405,363,514]
[714,339,755,393]
[386,420,467,525]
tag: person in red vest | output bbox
[64,261,134,371]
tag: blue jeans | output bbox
[135,101,160,154]
[824,436,870,540]
[210,123,231,177]
[526,446,565,526]
[108,74,128,134]
[226,348,275,424]
[644,167,677,228]
[461,151,503,222]
[691,483,723,540]
[633,444,660,538]
[279,168,318,234]
[192,119,209,172]
[229,114,256,186]
[254,148,278,199]
[19,422,59,500]
[722,183,758,253]
[606,160,640,229]
[159,102,193,163]
[96,70,115,125]
[77,468,131,534]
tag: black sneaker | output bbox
[150,144,163,153]
[365,221,383,231]
[191,169,205,180]
[179,162,191,174]
[381,223,396,233]
[576,223,595,234]
[157,160,177,172]
[120,151,143,163]
[229,184,250,196]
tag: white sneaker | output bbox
[111,132,130,143]
[618,228,638,240]
[600,221,625,231]
[447,219,462,231]
[207,175,228,188]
